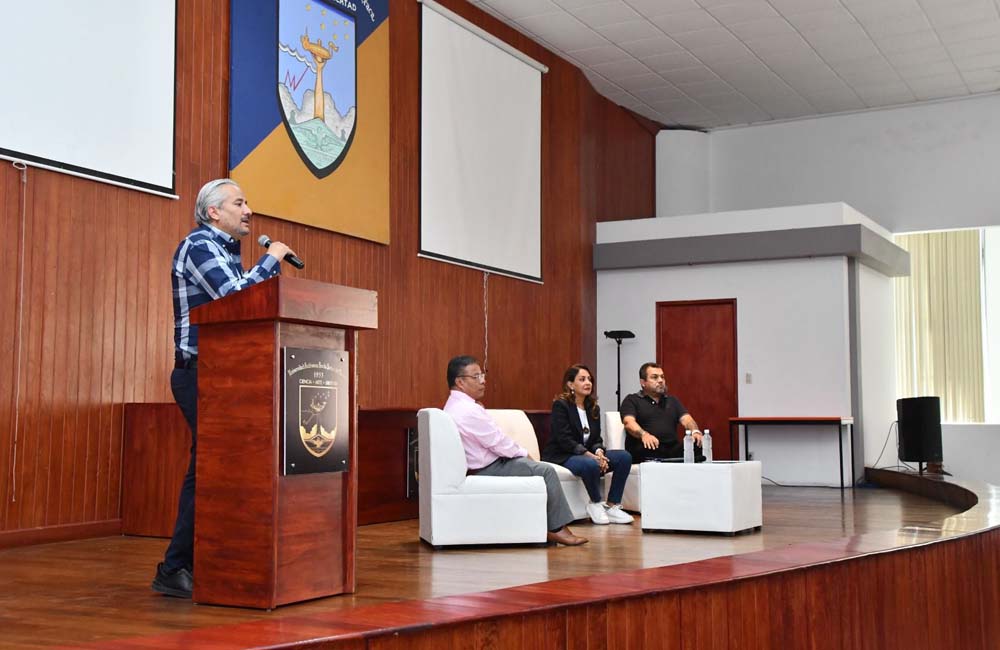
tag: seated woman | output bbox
[542,364,633,525]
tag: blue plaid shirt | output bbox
[172,224,281,361]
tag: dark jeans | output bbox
[562,450,632,505]
[164,367,197,572]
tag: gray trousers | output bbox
[476,457,575,531]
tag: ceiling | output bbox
[466,0,1000,129]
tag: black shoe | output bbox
[152,562,193,598]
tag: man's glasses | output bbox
[457,372,488,382]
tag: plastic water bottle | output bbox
[702,429,713,463]
[683,429,694,463]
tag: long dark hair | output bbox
[557,364,599,419]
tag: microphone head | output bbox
[604,330,635,340]
[257,234,271,247]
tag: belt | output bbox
[174,358,197,369]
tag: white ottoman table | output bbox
[639,460,762,534]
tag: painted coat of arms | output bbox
[229,0,390,243]
[278,0,356,177]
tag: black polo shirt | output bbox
[619,392,688,458]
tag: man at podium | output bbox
[152,179,296,598]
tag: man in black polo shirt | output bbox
[620,362,704,462]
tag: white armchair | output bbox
[604,411,642,512]
[487,409,593,522]
[418,408,547,546]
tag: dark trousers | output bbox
[164,367,197,572]
[475,457,575,531]
[562,450,632,504]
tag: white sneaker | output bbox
[586,502,610,525]
[604,504,634,524]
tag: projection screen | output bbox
[419,0,544,282]
[0,1,177,196]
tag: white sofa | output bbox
[604,411,642,512]
[418,408,547,546]
[417,408,595,547]
[488,409,592,522]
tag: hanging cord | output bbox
[483,271,489,369]
[9,161,28,502]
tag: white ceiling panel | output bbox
[726,17,798,40]
[596,19,664,41]
[635,85,688,102]
[589,57,655,79]
[860,13,933,39]
[671,28,742,49]
[961,68,1000,91]
[618,35,684,57]
[515,13,604,51]
[623,0,701,18]
[894,60,960,79]
[473,0,998,129]
[936,20,1000,44]
[650,9,721,34]
[566,44,631,65]
[570,2,642,28]
[946,35,1000,59]
[675,79,734,96]
[883,46,952,67]
[641,50,704,71]
[875,30,945,54]
[663,66,722,84]
[616,72,672,92]
[686,42,757,64]
[484,0,562,20]
[767,0,844,14]
[707,2,778,24]
[554,0,615,8]
[784,8,858,32]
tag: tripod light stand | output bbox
[603,330,635,410]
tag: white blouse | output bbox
[577,406,591,443]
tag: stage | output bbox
[0,481,981,649]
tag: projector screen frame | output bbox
[416,0,547,284]
[0,0,179,198]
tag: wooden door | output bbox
[655,299,738,460]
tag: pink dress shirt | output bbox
[443,390,527,470]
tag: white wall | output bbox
[940,425,1000,485]
[656,130,709,218]
[597,256,852,486]
[857,263,898,469]
[598,202,890,243]
[709,93,1000,233]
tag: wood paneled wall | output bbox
[0,0,658,539]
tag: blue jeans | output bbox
[164,367,197,572]
[562,450,632,505]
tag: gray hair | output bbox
[194,178,240,226]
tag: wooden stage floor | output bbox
[1,485,960,649]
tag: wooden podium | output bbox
[190,276,377,608]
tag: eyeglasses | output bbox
[457,372,488,382]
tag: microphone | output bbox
[258,235,305,269]
[603,330,635,340]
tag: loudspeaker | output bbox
[896,397,943,463]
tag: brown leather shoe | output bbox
[547,526,588,546]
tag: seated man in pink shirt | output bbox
[443,355,586,546]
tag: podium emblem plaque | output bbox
[283,348,349,475]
